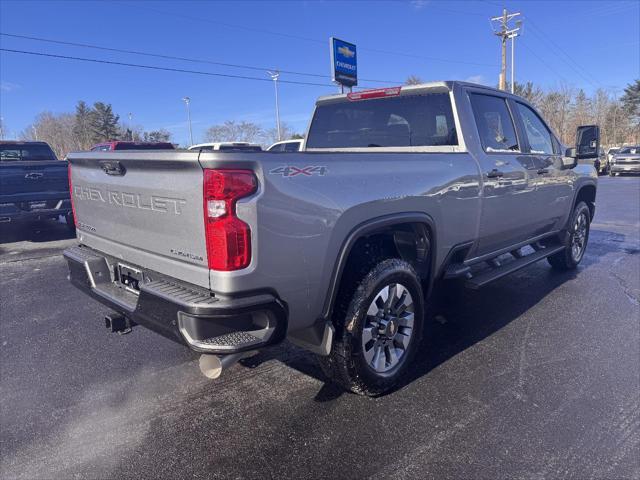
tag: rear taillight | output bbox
[68,163,77,226]
[203,169,257,271]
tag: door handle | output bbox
[487,169,504,178]
[537,168,549,175]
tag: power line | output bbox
[524,20,601,88]
[127,3,499,67]
[518,40,570,85]
[0,48,338,87]
[0,32,400,84]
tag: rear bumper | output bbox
[63,245,287,354]
[0,199,72,223]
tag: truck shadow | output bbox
[246,227,630,401]
[0,220,76,245]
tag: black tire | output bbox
[547,201,591,271]
[319,258,424,396]
[609,170,616,177]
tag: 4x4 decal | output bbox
[269,166,328,177]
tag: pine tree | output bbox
[621,80,640,118]
[73,101,94,149]
[89,102,120,142]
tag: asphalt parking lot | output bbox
[1,177,639,480]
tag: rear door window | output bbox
[516,103,555,154]
[306,92,458,148]
[469,93,519,153]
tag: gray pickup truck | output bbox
[64,81,599,395]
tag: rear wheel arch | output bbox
[321,213,436,324]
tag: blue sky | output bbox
[1,0,638,146]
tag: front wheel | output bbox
[319,258,424,396]
[548,201,591,271]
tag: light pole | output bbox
[267,71,282,141]
[128,112,133,141]
[510,20,522,94]
[509,32,518,93]
[182,96,194,146]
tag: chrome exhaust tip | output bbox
[198,352,251,379]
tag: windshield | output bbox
[618,146,639,154]
[306,92,458,148]
[0,144,57,162]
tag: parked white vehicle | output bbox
[188,142,262,152]
[267,139,304,152]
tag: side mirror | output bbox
[562,148,578,169]
[575,125,600,159]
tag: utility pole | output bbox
[491,9,521,91]
[267,71,282,141]
[182,96,194,146]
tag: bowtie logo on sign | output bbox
[338,45,355,58]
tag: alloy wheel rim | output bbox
[362,283,414,373]
[571,212,588,262]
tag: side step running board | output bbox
[465,244,565,289]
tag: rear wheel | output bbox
[548,201,590,271]
[319,258,424,396]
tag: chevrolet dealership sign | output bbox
[330,37,357,87]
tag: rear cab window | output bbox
[284,142,301,152]
[0,144,57,161]
[306,92,458,149]
[469,93,520,153]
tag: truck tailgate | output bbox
[68,151,210,288]
[0,160,69,202]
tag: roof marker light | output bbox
[347,87,402,101]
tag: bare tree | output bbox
[264,122,295,145]
[538,84,574,143]
[118,122,145,142]
[513,81,544,105]
[204,120,264,144]
[21,112,79,158]
[405,75,424,85]
[143,129,172,142]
